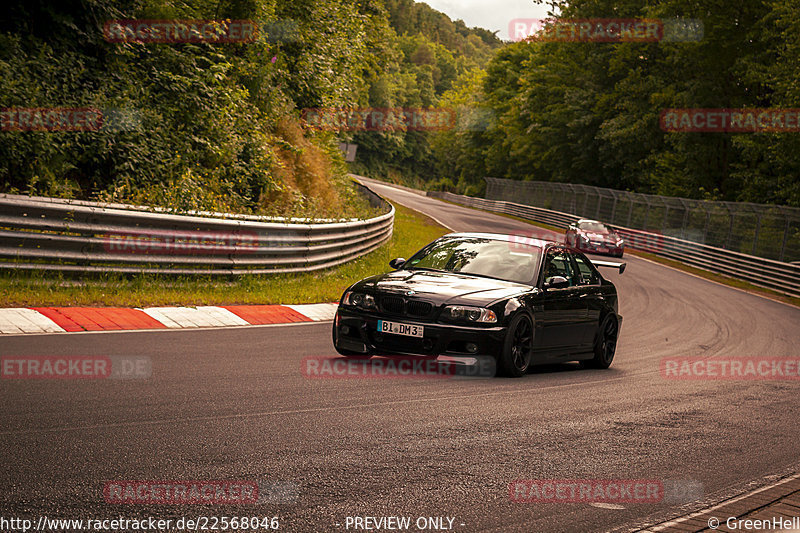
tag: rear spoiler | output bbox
[592,260,626,274]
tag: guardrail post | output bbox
[627,197,634,227]
[582,190,590,216]
[725,206,735,250]
[752,213,762,256]
[780,218,790,262]
[566,183,576,214]
[610,193,618,224]
[679,200,690,240]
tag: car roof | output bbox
[441,232,555,248]
[577,219,604,225]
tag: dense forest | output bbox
[1,0,798,215]
[437,0,800,206]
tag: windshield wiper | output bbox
[407,267,531,285]
[453,270,533,285]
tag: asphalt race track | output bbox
[2,180,799,532]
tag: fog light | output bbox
[465,343,478,354]
[341,325,350,335]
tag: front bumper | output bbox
[577,241,624,255]
[334,308,507,358]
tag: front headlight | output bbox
[579,234,589,243]
[342,291,376,310]
[441,305,497,324]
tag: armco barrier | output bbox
[0,182,393,275]
[428,190,800,299]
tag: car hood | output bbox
[581,230,620,242]
[352,270,530,305]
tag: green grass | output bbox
[0,204,449,307]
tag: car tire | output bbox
[498,313,533,377]
[584,315,618,369]
[332,321,372,359]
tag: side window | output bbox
[543,248,578,287]
[572,253,600,285]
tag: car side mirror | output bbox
[544,275,570,289]
[389,257,406,270]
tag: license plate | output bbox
[377,320,424,338]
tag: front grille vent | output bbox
[381,296,405,314]
[379,296,433,318]
[406,300,433,317]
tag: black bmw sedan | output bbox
[333,233,625,377]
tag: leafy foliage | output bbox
[0,0,377,218]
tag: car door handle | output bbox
[578,293,603,300]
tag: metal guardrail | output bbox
[0,182,394,275]
[428,190,800,299]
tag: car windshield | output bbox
[405,237,541,285]
[579,221,610,232]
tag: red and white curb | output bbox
[0,303,338,334]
